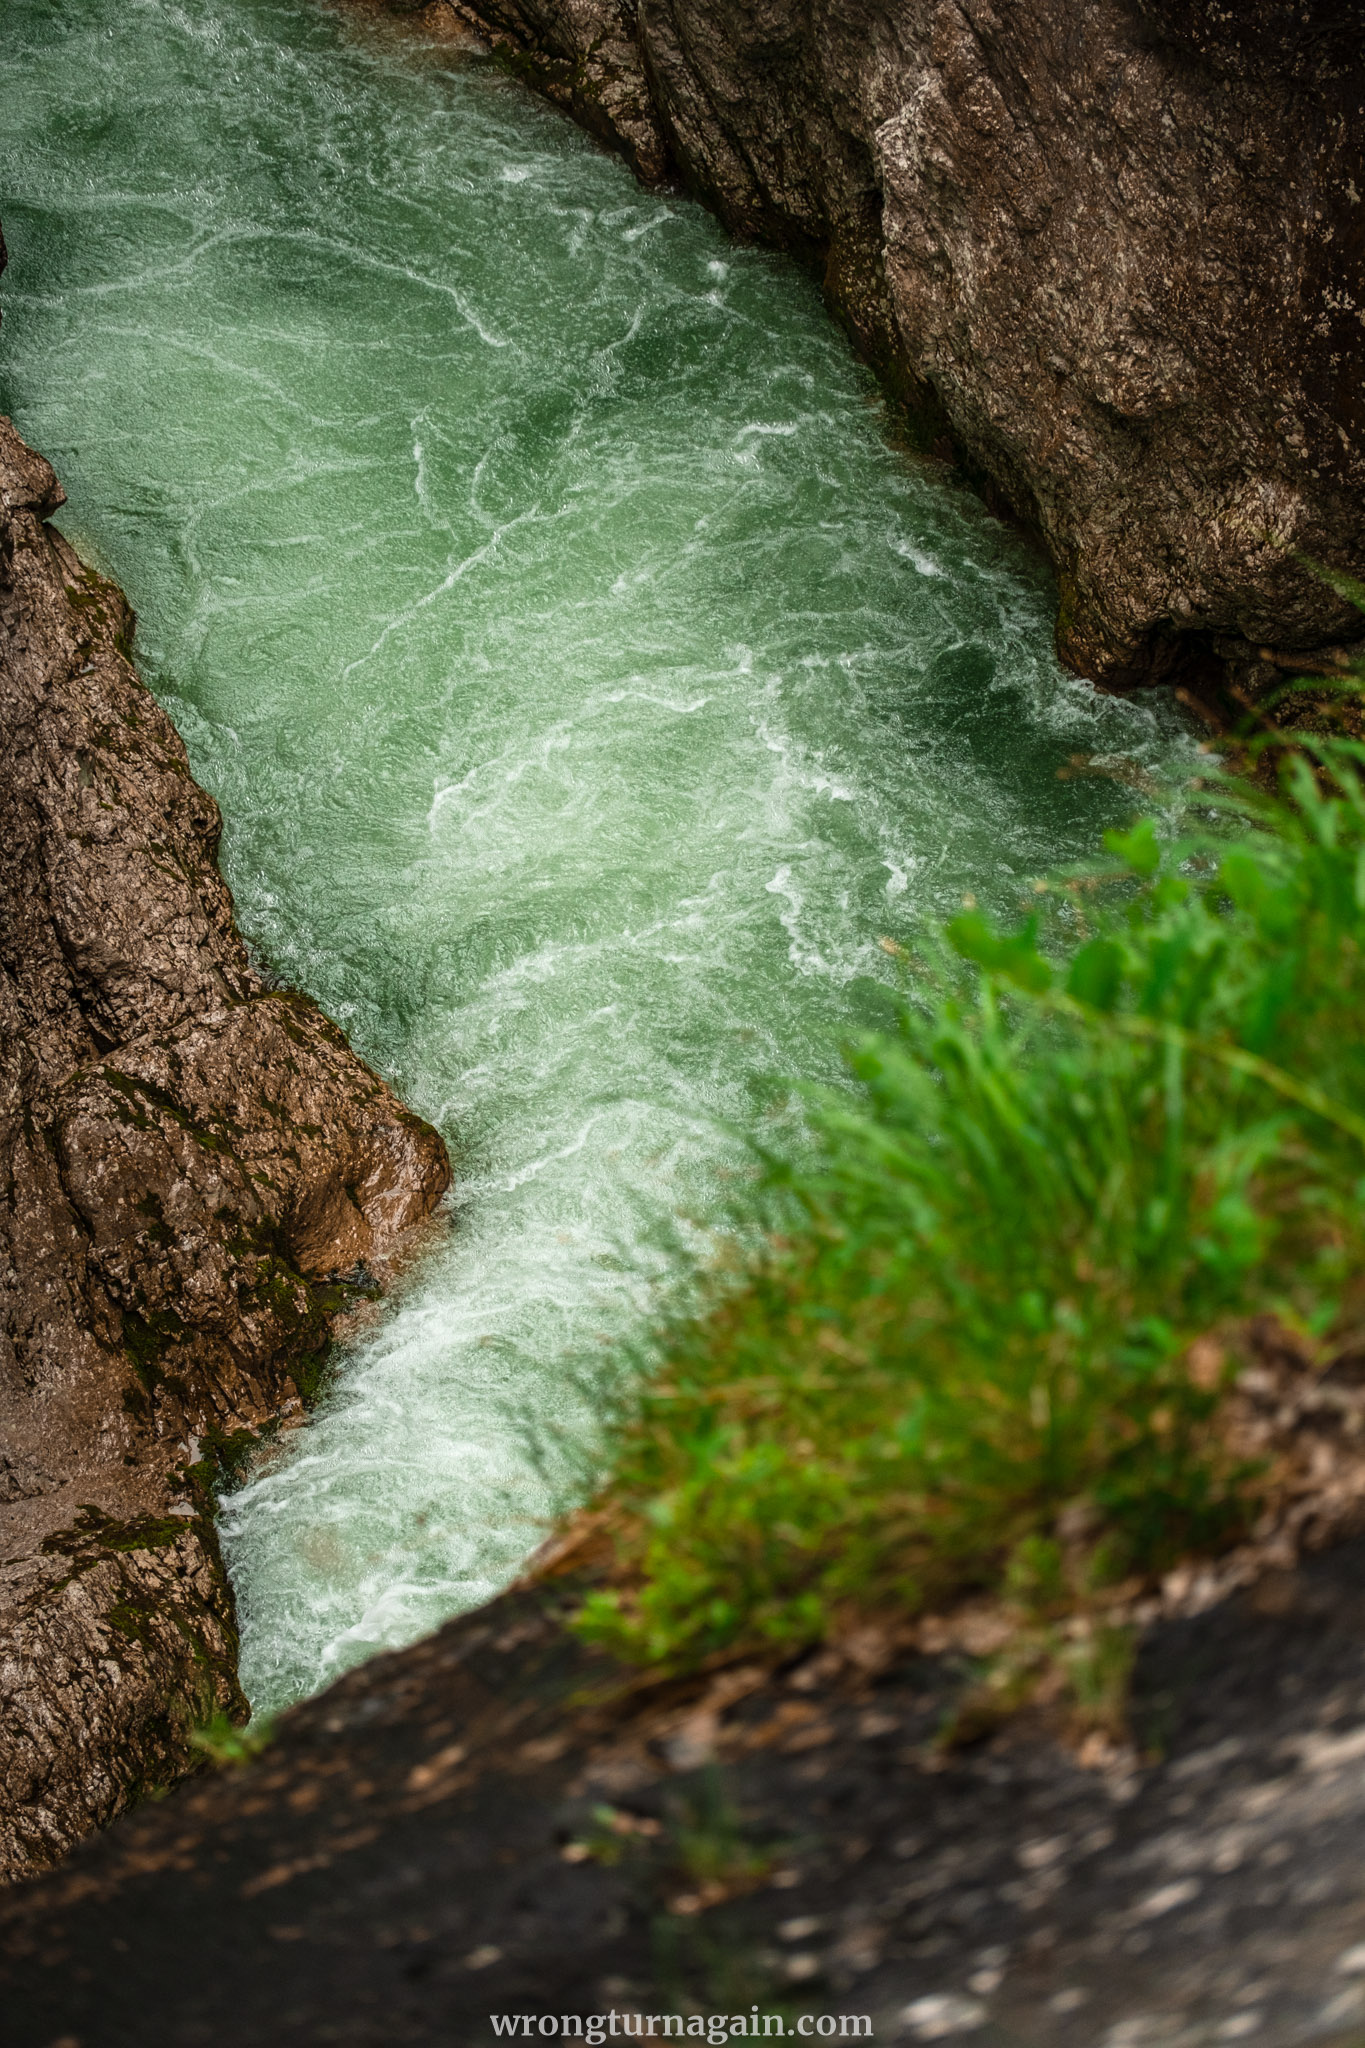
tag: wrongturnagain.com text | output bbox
[490,2016,873,2042]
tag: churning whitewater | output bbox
[0,0,1199,1713]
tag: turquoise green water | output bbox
[0,0,1198,1713]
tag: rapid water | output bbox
[0,0,1198,1714]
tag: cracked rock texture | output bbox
[442,0,1365,689]
[0,354,451,1882]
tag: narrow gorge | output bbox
[1,2,1364,2043]
[2,0,1197,1753]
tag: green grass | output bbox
[575,702,1365,1675]
[188,1710,276,1767]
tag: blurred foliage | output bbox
[575,635,1365,1673]
[189,1710,276,1767]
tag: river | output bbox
[0,0,1198,1714]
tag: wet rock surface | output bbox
[4,1541,1365,2046]
[0,377,451,1881]
[433,0,1365,692]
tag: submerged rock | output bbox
[0,384,451,1879]
[440,0,1365,692]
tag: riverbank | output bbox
[0,392,450,1880]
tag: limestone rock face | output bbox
[0,410,451,1882]
[454,0,1365,687]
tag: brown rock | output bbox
[449,0,671,180]
[449,0,1365,689]
[0,392,450,1882]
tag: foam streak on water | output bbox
[0,0,1198,1712]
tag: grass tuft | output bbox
[188,1711,276,1767]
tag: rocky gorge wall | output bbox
[437,0,1365,694]
[0,234,452,1883]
